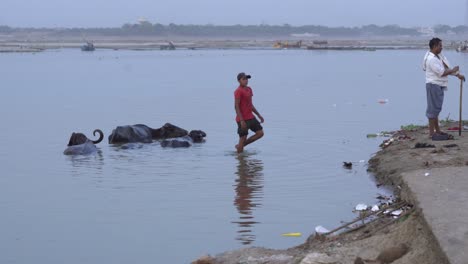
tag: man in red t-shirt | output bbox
[234,72,264,153]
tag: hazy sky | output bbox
[1,0,467,28]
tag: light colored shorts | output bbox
[426,83,445,119]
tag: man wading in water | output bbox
[234,72,264,153]
[423,37,465,140]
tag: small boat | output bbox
[273,40,302,49]
[81,42,95,51]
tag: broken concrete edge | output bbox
[368,144,451,264]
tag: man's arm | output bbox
[235,98,247,129]
[430,58,459,77]
[252,105,264,123]
[235,98,244,121]
[441,66,459,77]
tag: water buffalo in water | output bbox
[108,123,205,146]
[160,130,207,148]
[63,129,104,155]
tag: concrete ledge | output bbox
[402,167,468,264]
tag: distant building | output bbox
[418,27,435,37]
[138,17,150,25]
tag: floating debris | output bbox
[343,162,353,169]
[377,99,389,104]
[424,172,430,177]
[281,232,302,237]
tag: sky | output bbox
[1,0,467,28]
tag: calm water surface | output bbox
[1,49,468,263]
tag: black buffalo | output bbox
[160,130,207,148]
[108,123,187,144]
[63,129,104,155]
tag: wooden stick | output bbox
[322,201,405,236]
[460,79,463,137]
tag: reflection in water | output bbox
[232,153,264,245]
[67,150,105,176]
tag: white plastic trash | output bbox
[425,172,430,177]
[355,204,368,211]
[391,210,403,216]
[371,205,379,212]
[315,225,330,234]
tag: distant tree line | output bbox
[1,23,468,37]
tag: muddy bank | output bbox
[193,122,468,264]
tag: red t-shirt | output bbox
[234,86,255,122]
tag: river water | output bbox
[1,48,467,263]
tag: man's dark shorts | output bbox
[237,118,263,137]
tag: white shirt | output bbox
[422,51,455,87]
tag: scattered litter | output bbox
[315,225,330,234]
[371,205,379,212]
[424,172,430,177]
[367,132,393,138]
[355,204,368,211]
[415,142,435,148]
[391,210,403,216]
[377,99,389,104]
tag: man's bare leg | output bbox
[428,118,436,137]
[244,130,264,147]
[434,117,443,134]
[236,136,247,153]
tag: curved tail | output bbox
[92,129,104,144]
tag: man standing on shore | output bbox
[234,72,264,153]
[423,37,465,139]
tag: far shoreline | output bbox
[0,37,457,53]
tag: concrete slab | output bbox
[402,167,468,264]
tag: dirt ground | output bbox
[193,122,468,264]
